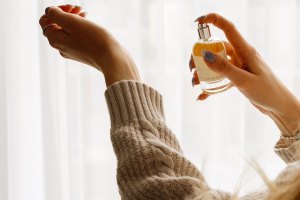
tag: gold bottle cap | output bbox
[197,23,211,40]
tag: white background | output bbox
[0,0,300,199]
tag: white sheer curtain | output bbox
[1,0,300,199]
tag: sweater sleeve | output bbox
[105,81,232,200]
[274,137,300,164]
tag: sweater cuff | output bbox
[105,80,165,128]
[274,140,300,163]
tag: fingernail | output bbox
[189,59,194,72]
[202,50,216,63]
[82,12,88,16]
[45,7,50,15]
[194,15,206,22]
[196,93,208,101]
[192,77,195,87]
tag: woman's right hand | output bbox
[39,5,140,87]
[191,13,300,136]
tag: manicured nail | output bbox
[194,15,206,22]
[78,12,87,18]
[45,7,50,15]
[192,77,195,87]
[196,93,209,101]
[202,50,216,63]
[67,4,76,10]
[189,59,194,72]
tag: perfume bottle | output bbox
[192,23,231,94]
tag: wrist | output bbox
[271,100,300,137]
[101,47,141,87]
[92,38,120,72]
[91,41,141,86]
[103,67,140,87]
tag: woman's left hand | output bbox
[190,13,300,136]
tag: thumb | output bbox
[46,6,79,32]
[202,50,251,86]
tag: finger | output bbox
[192,70,200,86]
[223,41,242,67]
[45,28,69,50]
[40,16,69,47]
[189,54,196,71]
[197,93,210,101]
[59,51,69,59]
[196,13,256,61]
[39,15,62,34]
[79,12,87,18]
[43,24,58,37]
[223,41,234,56]
[70,6,82,14]
[46,6,81,33]
[202,50,253,87]
[58,4,75,12]
[39,14,52,28]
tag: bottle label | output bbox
[192,50,227,82]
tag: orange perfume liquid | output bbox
[192,23,231,94]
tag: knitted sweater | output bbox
[104,80,300,200]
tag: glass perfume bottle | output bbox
[192,23,232,94]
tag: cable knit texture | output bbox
[105,80,300,200]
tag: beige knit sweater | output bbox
[104,80,300,200]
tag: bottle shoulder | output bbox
[192,36,226,56]
[194,36,223,44]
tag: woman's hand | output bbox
[39,4,140,86]
[190,13,300,136]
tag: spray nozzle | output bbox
[197,23,211,40]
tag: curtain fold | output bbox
[0,0,299,199]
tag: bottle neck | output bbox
[197,23,211,40]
